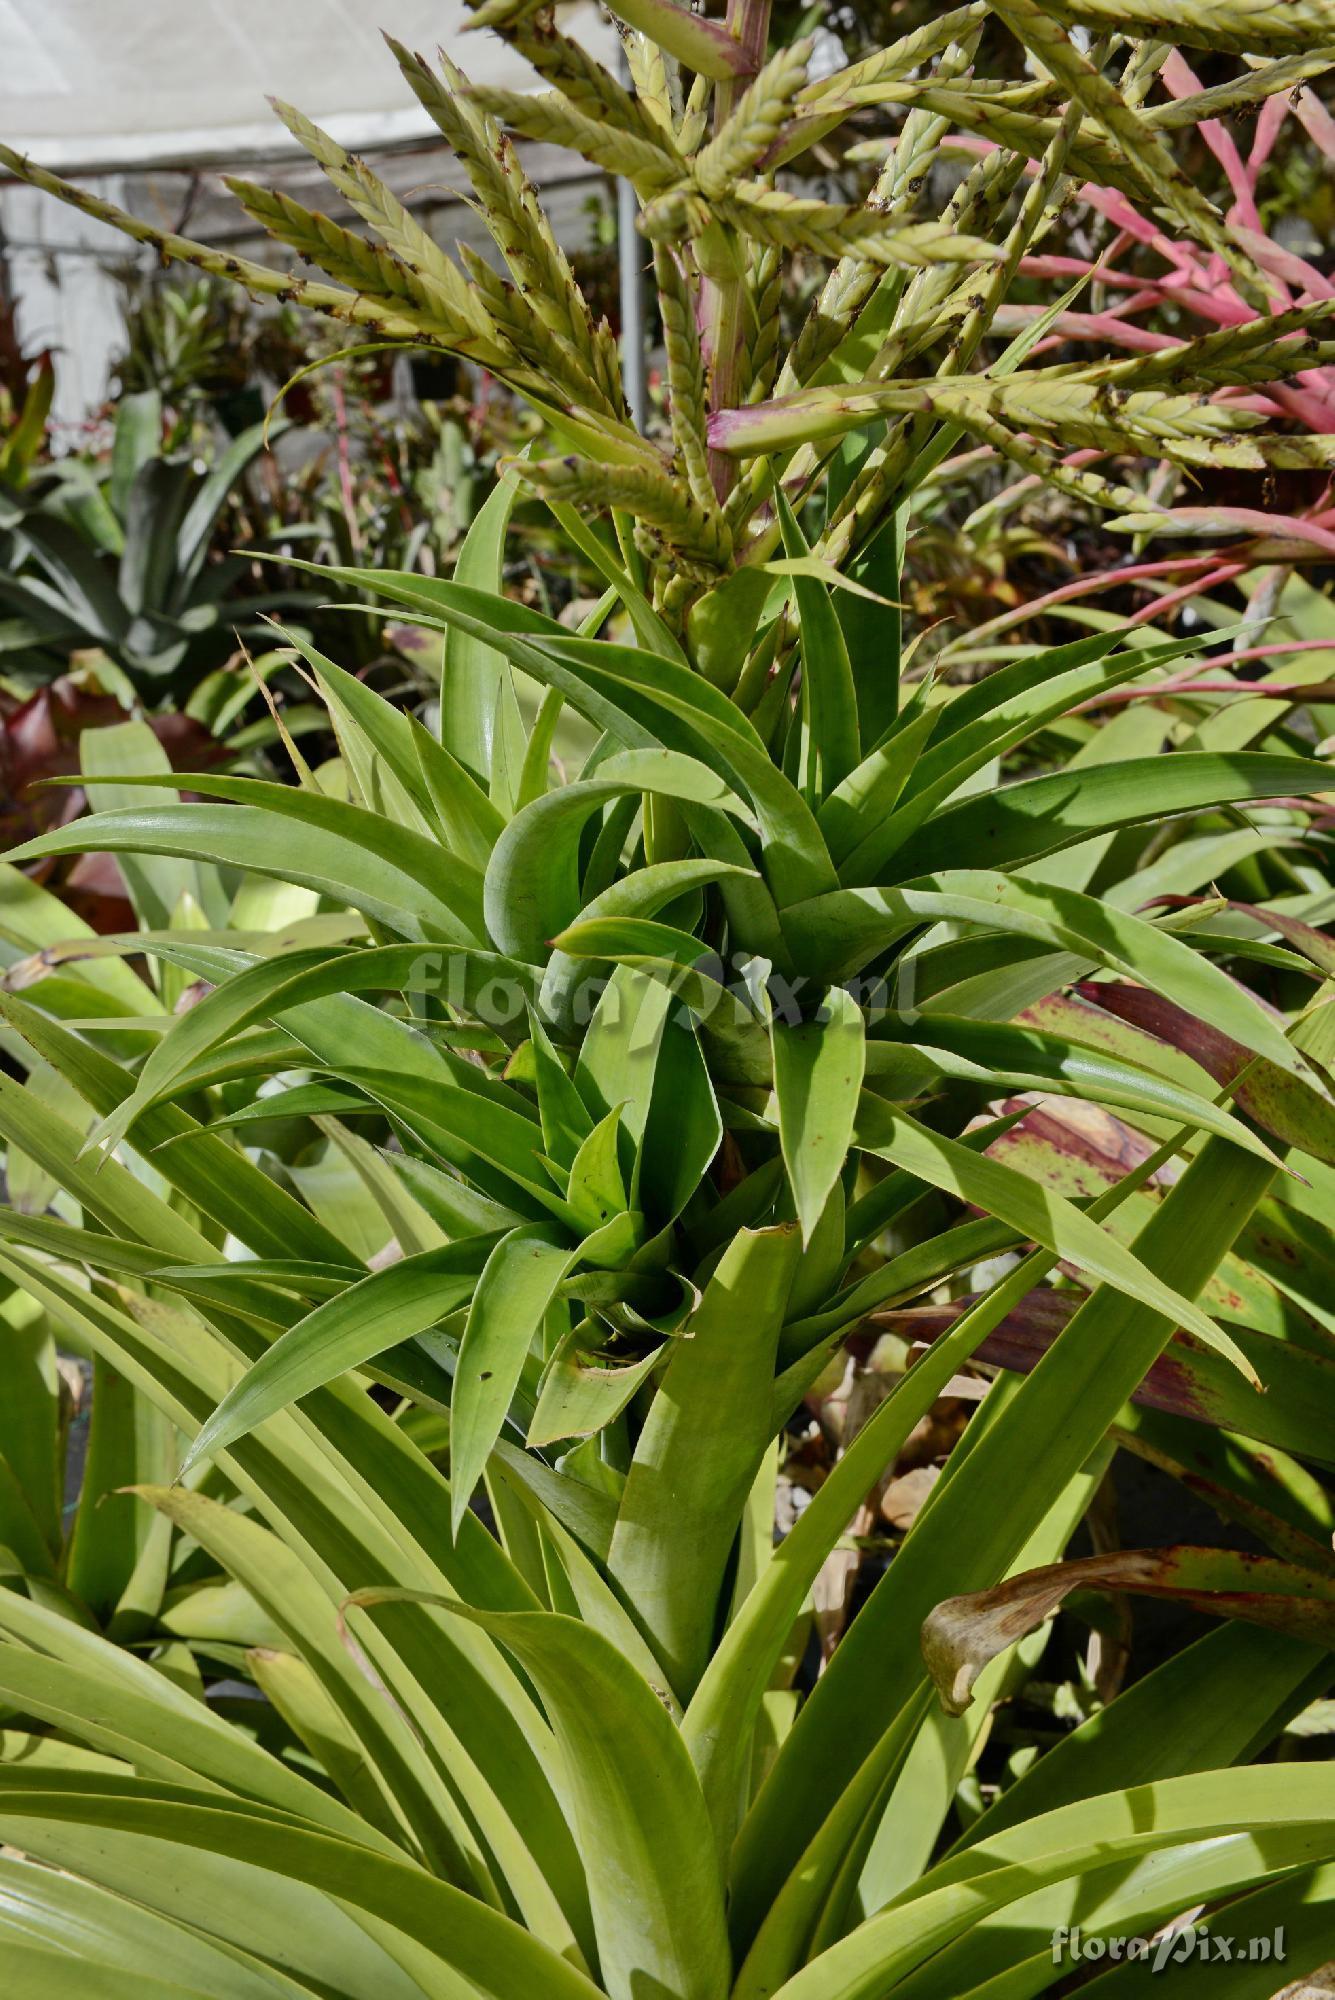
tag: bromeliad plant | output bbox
[0,387,288,703]
[0,522,1333,1993]
[0,1,1334,1995]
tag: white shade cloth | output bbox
[0,0,616,172]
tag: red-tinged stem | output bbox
[1072,655,1335,714]
[1128,562,1249,625]
[702,0,772,505]
[946,554,1233,652]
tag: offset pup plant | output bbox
[0,0,1334,1995]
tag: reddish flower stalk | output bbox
[702,0,773,504]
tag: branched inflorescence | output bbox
[6,0,1335,643]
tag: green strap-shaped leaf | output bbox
[0,1838,432,2000]
[179,1243,497,1478]
[959,1619,1329,1849]
[854,1098,1255,1377]
[1092,1863,1335,1998]
[538,634,841,910]
[0,1588,371,1845]
[289,627,503,864]
[817,702,938,868]
[80,722,200,936]
[684,1237,1085,1855]
[450,1226,579,1536]
[0,1243,590,1955]
[777,1215,1020,1381]
[771,1766,1335,2000]
[0,1857,309,2000]
[440,463,529,806]
[341,1068,565,1221]
[772,988,866,1245]
[488,1464,678,1705]
[847,630,1211,881]
[246,1646,415,1856]
[174,414,277,588]
[71,937,546,1226]
[526,1329,665,1453]
[71,943,339,1157]
[304,565,836,923]
[883,751,1334,881]
[540,855,755,1035]
[0,1941,261,2000]
[522,1005,594,1170]
[63,1356,175,1630]
[777,489,861,799]
[0,988,355,1268]
[900,1842,1334,2000]
[0,1776,604,2000]
[515,682,568,811]
[735,1456,1109,1997]
[107,387,159,518]
[538,495,687,662]
[131,1485,510,1903]
[574,963,676,1178]
[367,1603,733,2000]
[492,1438,619,1561]
[5,778,486,945]
[0,1062,213,1267]
[482,750,746,962]
[176,1082,375,1134]
[734,1140,1277,1936]
[685,566,774,692]
[637,1013,724,1230]
[564,1108,629,1233]
[608,1224,801,1697]
[465,618,832,920]
[818,1829,1333,2000]
[0,859,161,1016]
[928,628,1127,744]
[866,1013,1281,1164]
[77,942,530,1163]
[546,932,773,1095]
[783,869,1324,1086]
[833,499,905,750]
[301,567,664,751]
